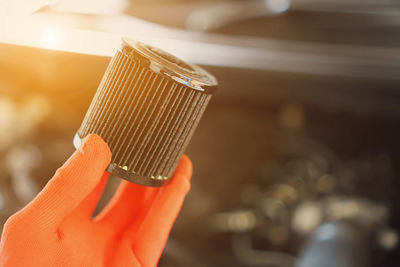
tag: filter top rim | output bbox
[121,38,217,94]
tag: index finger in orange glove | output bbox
[5,134,112,231]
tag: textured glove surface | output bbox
[0,134,192,267]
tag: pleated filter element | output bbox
[74,39,217,186]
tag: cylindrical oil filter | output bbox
[74,38,217,186]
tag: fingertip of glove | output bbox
[80,134,112,166]
[174,155,193,183]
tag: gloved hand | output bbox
[0,134,192,267]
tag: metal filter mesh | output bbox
[75,40,215,186]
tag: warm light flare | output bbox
[40,25,62,49]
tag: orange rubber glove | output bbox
[0,134,192,267]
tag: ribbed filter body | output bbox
[75,40,216,186]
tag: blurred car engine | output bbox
[1,0,400,266]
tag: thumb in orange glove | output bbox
[0,134,192,267]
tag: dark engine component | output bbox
[297,221,371,267]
